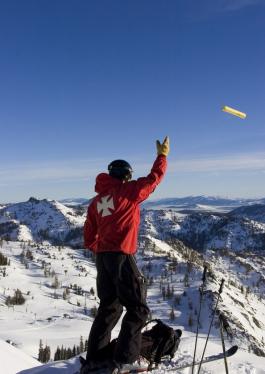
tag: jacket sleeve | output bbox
[131,155,167,204]
[83,203,98,251]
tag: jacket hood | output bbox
[95,173,122,194]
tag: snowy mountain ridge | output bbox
[229,204,265,223]
[0,197,265,253]
[0,197,84,246]
[140,208,265,252]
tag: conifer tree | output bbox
[54,346,61,361]
[67,348,72,359]
[166,284,171,299]
[43,345,51,363]
[80,336,84,353]
[0,252,8,265]
[188,314,193,327]
[162,286,166,300]
[174,295,181,306]
[184,273,189,287]
[38,340,44,362]
[60,345,64,360]
[169,307,175,321]
[72,345,76,356]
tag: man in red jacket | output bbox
[82,137,169,373]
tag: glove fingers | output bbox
[163,136,169,145]
[156,137,169,156]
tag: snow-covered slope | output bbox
[229,204,265,223]
[140,208,265,252]
[0,339,41,373]
[0,198,84,246]
[16,350,265,374]
[1,238,265,373]
[18,355,83,373]
[0,197,265,372]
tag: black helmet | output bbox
[108,159,133,180]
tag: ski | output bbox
[79,346,238,374]
[163,345,238,372]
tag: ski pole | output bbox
[191,265,207,374]
[197,279,225,374]
[219,315,229,374]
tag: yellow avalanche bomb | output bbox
[222,106,247,119]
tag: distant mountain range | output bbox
[143,196,265,213]
[59,198,90,206]
[0,196,265,252]
[58,195,265,213]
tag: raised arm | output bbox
[131,136,170,204]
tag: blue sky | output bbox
[0,0,265,203]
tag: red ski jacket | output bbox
[84,155,167,254]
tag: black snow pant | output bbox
[86,252,150,364]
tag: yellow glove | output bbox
[156,136,170,156]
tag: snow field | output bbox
[0,239,265,373]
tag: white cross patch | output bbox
[97,195,115,217]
